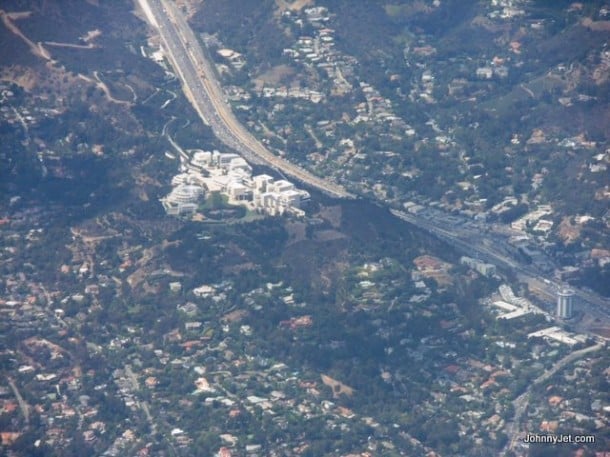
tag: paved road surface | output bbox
[138,0,353,199]
[502,342,604,455]
[391,209,610,321]
[7,377,29,424]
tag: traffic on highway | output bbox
[144,0,353,199]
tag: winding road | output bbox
[503,342,605,455]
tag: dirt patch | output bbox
[558,217,581,244]
[413,254,454,286]
[314,229,347,242]
[175,0,204,19]
[317,205,342,228]
[253,64,295,90]
[44,41,97,50]
[384,2,433,19]
[75,71,132,106]
[6,11,32,20]
[82,29,102,43]
[281,234,349,295]
[134,171,162,187]
[275,0,313,13]
[321,374,354,398]
[581,17,610,32]
[588,326,610,339]
[0,65,38,90]
[285,221,307,245]
[527,128,546,144]
[0,10,52,60]
[222,262,258,275]
[222,309,248,323]
[471,15,508,33]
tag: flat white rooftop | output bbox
[527,326,587,346]
[492,300,518,312]
[498,308,531,320]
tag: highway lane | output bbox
[390,209,610,320]
[142,0,353,199]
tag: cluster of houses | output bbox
[353,82,410,130]
[216,48,246,71]
[260,86,324,103]
[282,7,355,95]
[460,256,497,278]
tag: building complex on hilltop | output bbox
[160,149,310,217]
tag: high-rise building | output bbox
[556,288,575,319]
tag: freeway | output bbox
[138,0,353,199]
[391,209,610,319]
[391,209,525,272]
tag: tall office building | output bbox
[556,288,575,319]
